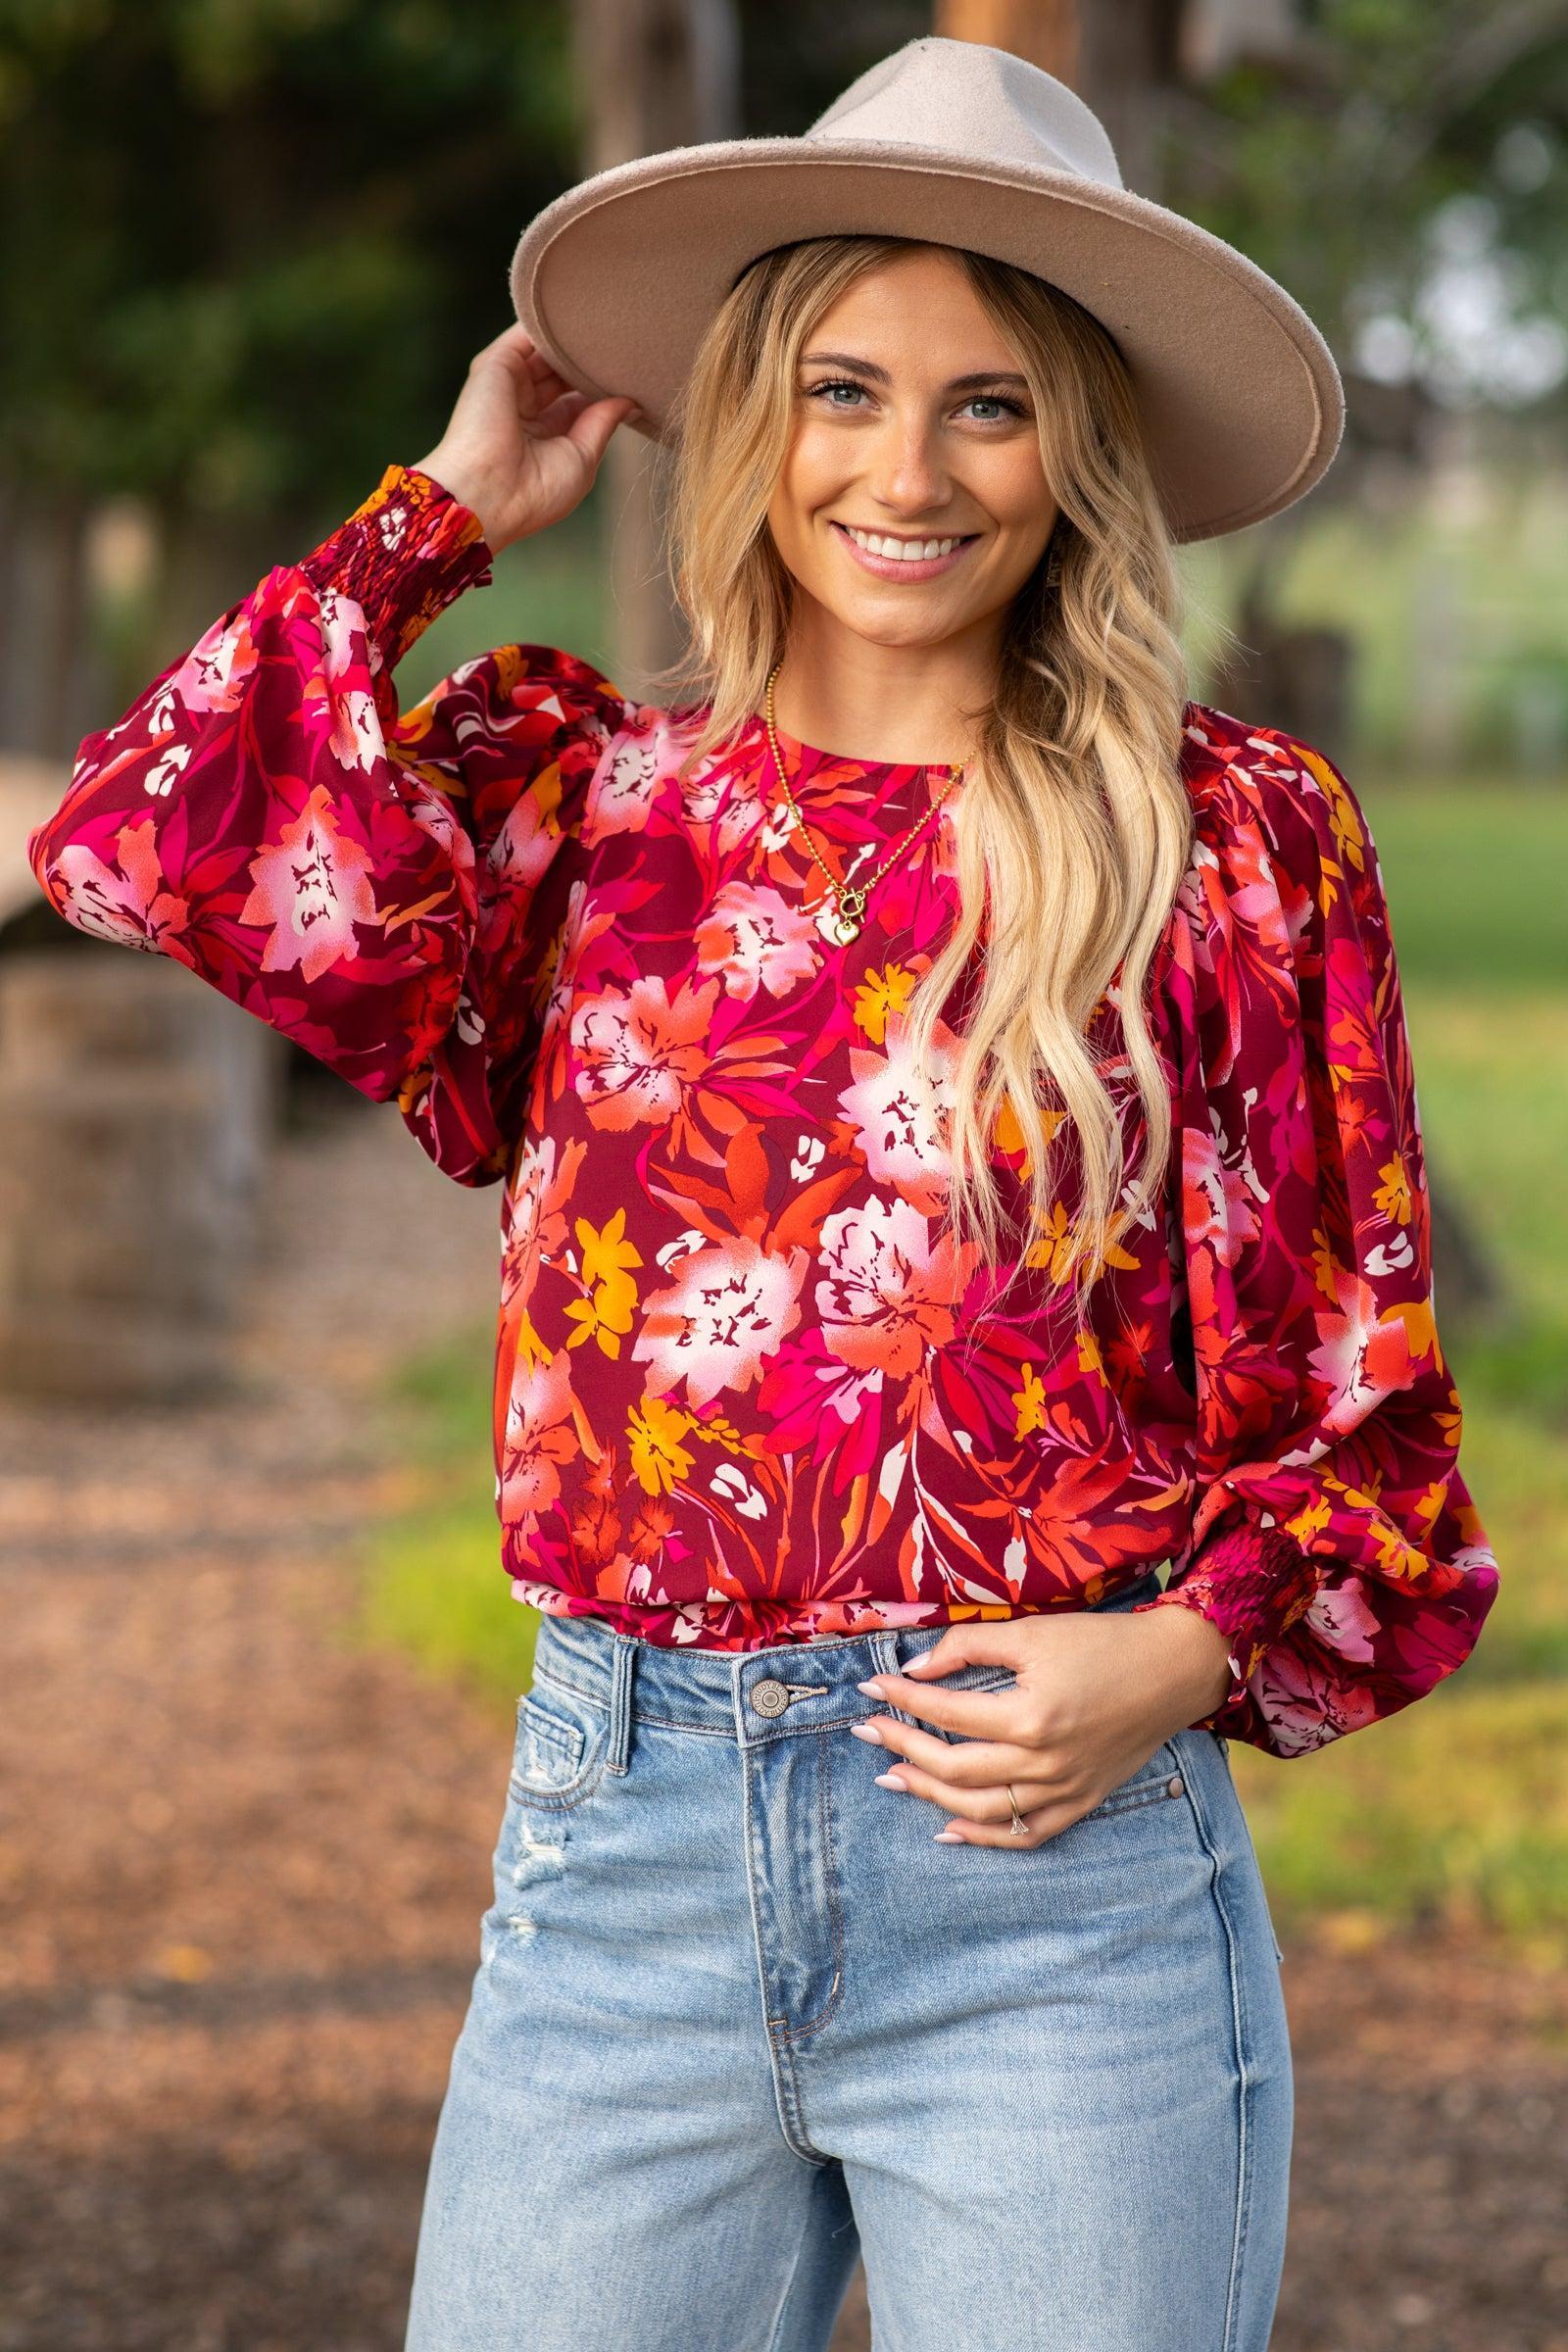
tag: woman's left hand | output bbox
[851,1601,1237,1847]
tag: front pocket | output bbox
[509,1677,609,1806]
[514,1692,585,1788]
[1081,1742,1185,1819]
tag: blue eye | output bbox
[959,394,1028,422]
[803,378,1028,422]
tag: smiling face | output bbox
[763,245,1058,658]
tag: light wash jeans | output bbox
[405,1568,1292,2351]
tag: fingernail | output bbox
[856,1679,883,1696]
[873,1770,907,1791]
[933,1830,965,1842]
[849,1722,884,1745]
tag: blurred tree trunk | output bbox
[572,0,741,700]
[0,472,97,763]
[934,0,1184,195]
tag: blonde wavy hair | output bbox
[648,234,1200,1325]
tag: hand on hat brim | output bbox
[415,321,641,555]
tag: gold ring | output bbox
[1005,1784,1028,1837]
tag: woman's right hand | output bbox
[412,321,640,558]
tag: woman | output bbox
[28,37,1497,2352]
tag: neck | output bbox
[770,606,997,766]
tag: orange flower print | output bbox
[1306,1264,1421,1439]
[571,976,718,1130]
[814,1200,970,1379]
[628,1396,696,1495]
[564,1208,642,1358]
[695,881,820,1002]
[25,460,1495,1758]
[499,1350,578,1520]
[172,609,260,716]
[237,785,378,985]
[1181,1125,1260,1269]
[52,816,188,954]
[500,1134,582,1310]
[1012,1361,1049,1439]
[853,961,916,1044]
[1373,1154,1413,1227]
[682,752,764,856]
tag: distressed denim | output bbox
[405,1568,1293,2351]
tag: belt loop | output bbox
[871,1628,902,1680]
[606,1634,636,1776]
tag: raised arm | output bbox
[26,326,641,1184]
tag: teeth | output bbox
[843,525,964,562]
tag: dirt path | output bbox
[1,1091,1563,2351]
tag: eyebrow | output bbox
[800,350,1031,393]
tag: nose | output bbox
[864,407,954,524]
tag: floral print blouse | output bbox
[26,462,1499,1757]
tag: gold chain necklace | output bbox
[763,661,965,946]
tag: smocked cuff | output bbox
[1130,1512,1317,1736]
[300,461,495,673]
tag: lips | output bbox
[830,519,980,584]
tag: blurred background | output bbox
[1,2,1565,2347]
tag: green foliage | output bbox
[360,1488,537,1715]
[1164,0,1568,371]
[0,0,582,512]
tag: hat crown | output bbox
[805,36,1124,193]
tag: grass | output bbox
[351,501,1568,1955]
[355,1332,536,1714]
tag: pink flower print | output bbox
[1256,1638,1381,1757]
[236,785,379,984]
[375,499,411,553]
[534,878,592,1071]
[1305,1576,1380,1664]
[1307,1263,1420,1438]
[837,1019,955,1216]
[171,611,259,716]
[815,1199,967,1380]
[308,592,383,768]
[489,785,560,895]
[1181,1125,1258,1269]
[683,754,763,856]
[695,882,820,1003]
[571,976,719,1131]
[633,1237,808,1407]
[585,719,668,840]
[51,816,188,955]
[325,688,381,773]
[500,1132,581,1309]
[499,1348,579,1520]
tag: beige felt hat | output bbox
[510,35,1345,546]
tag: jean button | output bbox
[751,1678,789,1719]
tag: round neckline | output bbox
[755,708,964,779]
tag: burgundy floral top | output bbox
[27,461,1499,1757]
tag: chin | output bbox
[839,606,965,650]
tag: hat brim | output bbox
[511,138,1344,546]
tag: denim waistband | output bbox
[527,1566,1166,1757]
